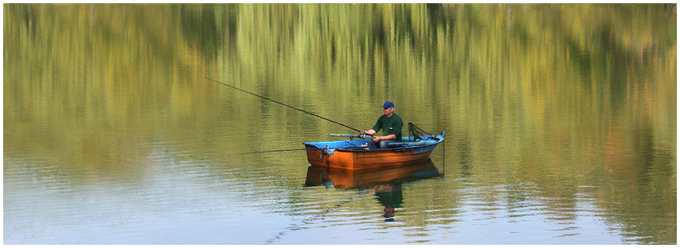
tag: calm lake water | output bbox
[4,4,677,245]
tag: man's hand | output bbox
[360,129,376,136]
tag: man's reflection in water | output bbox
[383,206,395,221]
[305,158,441,222]
[370,184,403,222]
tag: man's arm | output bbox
[372,134,396,142]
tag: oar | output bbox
[237,148,307,155]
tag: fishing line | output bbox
[205,77,361,132]
[265,193,357,244]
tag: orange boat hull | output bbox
[305,147,434,170]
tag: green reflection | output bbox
[4,3,676,244]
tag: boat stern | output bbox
[303,139,368,168]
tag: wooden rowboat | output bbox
[302,132,445,170]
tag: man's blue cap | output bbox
[382,101,395,108]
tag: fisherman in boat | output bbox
[359,101,403,149]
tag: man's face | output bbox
[383,107,394,116]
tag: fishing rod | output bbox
[205,77,361,132]
[326,133,373,139]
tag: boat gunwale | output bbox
[303,134,445,152]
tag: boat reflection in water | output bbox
[305,158,441,221]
